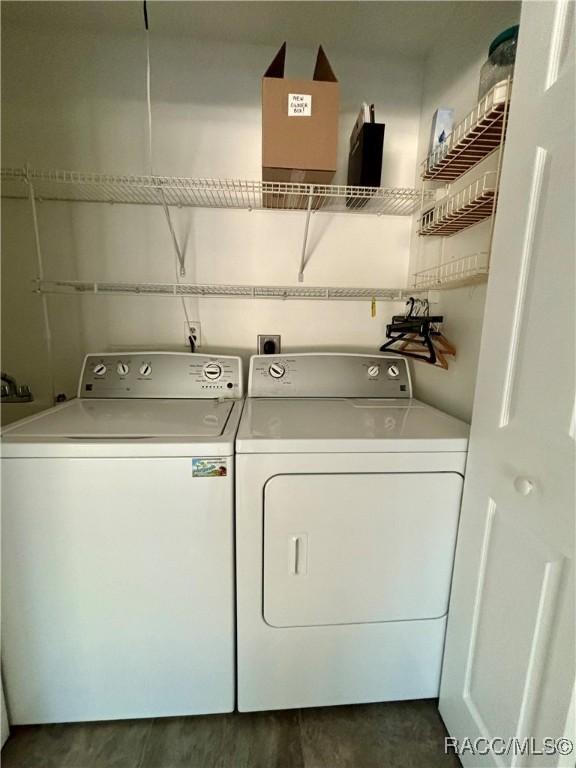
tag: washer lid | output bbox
[2,398,242,458]
[236,398,469,453]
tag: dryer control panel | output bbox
[79,353,243,399]
[248,354,411,398]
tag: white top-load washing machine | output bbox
[2,352,243,724]
[236,353,469,712]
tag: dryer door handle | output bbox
[290,534,308,575]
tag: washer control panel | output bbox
[79,353,243,399]
[248,354,411,398]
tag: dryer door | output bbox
[263,472,463,627]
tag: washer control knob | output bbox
[203,362,222,381]
[93,363,107,376]
[139,363,152,377]
[367,365,380,378]
[117,362,129,376]
[387,364,400,378]
[269,363,286,379]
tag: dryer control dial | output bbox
[387,364,400,378]
[117,362,129,376]
[269,363,286,379]
[203,362,222,381]
[139,363,152,377]
[93,363,107,376]
[367,365,380,378]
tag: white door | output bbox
[1,683,8,748]
[440,2,575,767]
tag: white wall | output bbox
[409,1,521,422]
[1,13,424,391]
[0,199,85,424]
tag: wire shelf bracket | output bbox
[298,193,314,282]
[159,186,186,276]
[25,167,56,402]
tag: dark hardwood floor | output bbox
[1,700,462,768]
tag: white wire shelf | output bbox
[418,172,497,237]
[412,252,489,289]
[421,79,512,182]
[1,168,432,216]
[34,279,430,302]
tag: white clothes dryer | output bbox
[2,352,243,724]
[235,353,469,712]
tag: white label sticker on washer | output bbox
[288,93,312,116]
[191,457,228,478]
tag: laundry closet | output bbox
[2,1,520,424]
[0,2,573,767]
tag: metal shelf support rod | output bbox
[298,192,314,282]
[159,186,186,276]
[26,168,56,403]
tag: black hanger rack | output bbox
[379,298,444,365]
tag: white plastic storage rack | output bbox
[413,78,512,289]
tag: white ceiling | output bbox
[1,1,520,59]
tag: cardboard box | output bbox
[262,43,340,185]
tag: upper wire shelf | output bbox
[34,279,430,302]
[418,171,497,237]
[1,168,432,216]
[421,79,512,182]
